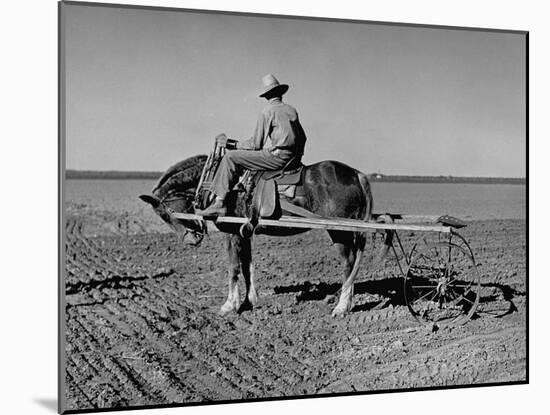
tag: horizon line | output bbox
[65,169,526,182]
[65,168,526,179]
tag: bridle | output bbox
[158,190,207,246]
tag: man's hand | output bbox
[215,133,238,150]
[215,133,228,148]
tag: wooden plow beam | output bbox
[169,212,451,234]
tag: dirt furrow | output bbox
[67,314,155,409]
[64,218,527,409]
[318,325,526,393]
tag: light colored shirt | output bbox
[238,97,307,156]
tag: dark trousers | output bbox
[210,149,290,199]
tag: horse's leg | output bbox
[219,234,242,315]
[238,237,258,313]
[329,231,362,317]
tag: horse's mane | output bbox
[152,154,207,198]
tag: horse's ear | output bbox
[139,194,160,208]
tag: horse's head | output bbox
[139,155,208,246]
[139,192,206,246]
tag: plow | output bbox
[170,210,479,326]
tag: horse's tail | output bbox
[356,171,373,250]
[344,171,373,285]
[357,171,393,266]
[357,171,373,223]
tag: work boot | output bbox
[195,198,227,217]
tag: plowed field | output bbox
[63,209,526,411]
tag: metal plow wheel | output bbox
[404,234,480,326]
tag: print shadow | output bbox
[34,398,57,412]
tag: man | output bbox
[196,74,307,217]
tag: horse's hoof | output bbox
[331,304,350,317]
[248,290,258,307]
[331,309,345,317]
[219,302,238,316]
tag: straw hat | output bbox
[259,74,289,98]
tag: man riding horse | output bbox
[141,74,375,316]
[196,74,307,217]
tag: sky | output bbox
[63,3,526,177]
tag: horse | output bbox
[139,154,380,317]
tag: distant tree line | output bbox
[367,173,525,185]
[66,170,162,180]
[65,170,525,185]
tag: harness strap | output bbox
[279,199,321,218]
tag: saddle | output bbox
[248,161,305,219]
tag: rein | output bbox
[159,192,195,210]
